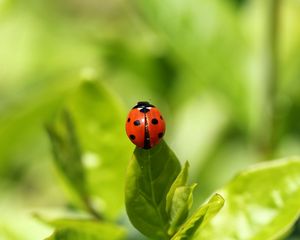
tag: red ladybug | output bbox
[125,101,166,149]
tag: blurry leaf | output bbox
[197,157,300,240]
[61,79,131,219]
[285,218,300,240]
[166,161,189,215]
[0,195,52,240]
[0,75,76,183]
[41,218,126,240]
[171,193,224,240]
[46,110,86,198]
[125,140,181,239]
[168,184,197,236]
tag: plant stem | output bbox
[83,196,104,221]
[261,0,281,159]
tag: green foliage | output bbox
[44,79,131,238]
[171,194,224,240]
[46,79,131,219]
[125,141,224,239]
[40,218,126,240]
[125,140,181,239]
[1,0,300,239]
[167,162,196,236]
[166,161,190,215]
[46,110,87,201]
[125,143,300,240]
[65,80,131,219]
[197,157,300,240]
[168,184,197,236]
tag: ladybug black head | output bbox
[133,101,155,109]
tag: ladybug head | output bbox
[133,101,154,109]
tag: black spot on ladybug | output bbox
[140,107,150,113]
[134,120,140,126]
[127,118,130,122]
[129,134,136,140]
[158,132,164,138]
[151,118,158,125]
[160,115,163,120]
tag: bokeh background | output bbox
[0,0,300,239]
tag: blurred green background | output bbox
[0,0,300,239]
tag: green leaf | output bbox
[46,79,132,219]
[171,193,224,240]
[168,184,197,236]
[125,140,181,239]
[46,110,86,198]
[197,157,300,240]
[42,218,126,240]
[66,80,132,219]
[166,161,190,215]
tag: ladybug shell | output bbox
[125,102,166,149]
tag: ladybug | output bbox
[125,101,166,149]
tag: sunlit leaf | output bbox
[58,79,131,219]
[197,157,300,240]
[168,184,197,236]
[125,140,181,239]
[48,80,131,218]
[42,218,126,240]
[46,110,87,198]
[171,193,224,240]
[166,161,189,215]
